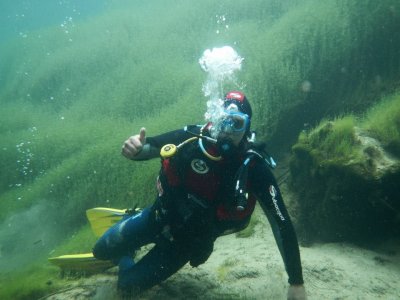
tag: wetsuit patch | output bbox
[191,158,209,174]
[269,185,285,221]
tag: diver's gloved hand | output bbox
[122,127,146,159]
[287,284,307,300]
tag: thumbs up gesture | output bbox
[122,127,146,159]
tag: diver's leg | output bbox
[118,241,191,292]
[93,206,159,261]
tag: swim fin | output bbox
[86,207,142,237]
[48,253,114,273]
[49,207,141,273]
[86,207,127,237]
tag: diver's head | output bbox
[222,91,252,137]
[214,91,252,155]
[223,91,252,120]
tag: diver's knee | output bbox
[92,238,111,260]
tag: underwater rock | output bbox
[356,127,399,179]
[289,124,400,244]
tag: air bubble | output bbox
[198,46,244,137]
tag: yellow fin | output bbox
[85,207,127,237]
[48,253,114,272]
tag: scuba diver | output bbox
[93,91,307,299]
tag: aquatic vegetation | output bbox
[241,0,400,149]
[217,257,238,282]
[0,0,399,298]
[362,93,400,156]
[294,115,361,164]
[0,225,97,299]
[0,263,65,300]
[290,91,400,243]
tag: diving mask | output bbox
[220,111,249,133]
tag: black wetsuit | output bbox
[93,125,304,291]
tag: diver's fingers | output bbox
[122,136,142,158]
[138,127,146,143]
[129,135,143,152]
[122,144,134,159]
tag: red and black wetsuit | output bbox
[93,125,304,292]
[147,125,304,285]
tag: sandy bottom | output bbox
[43,204,400,300]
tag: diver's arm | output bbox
[128,143,160,160]
[122,126,198,160]
[122,127,152,160]
[251,163,304,286]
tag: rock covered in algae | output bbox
[289,120,400,244]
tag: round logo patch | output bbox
[191,159,209,174]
